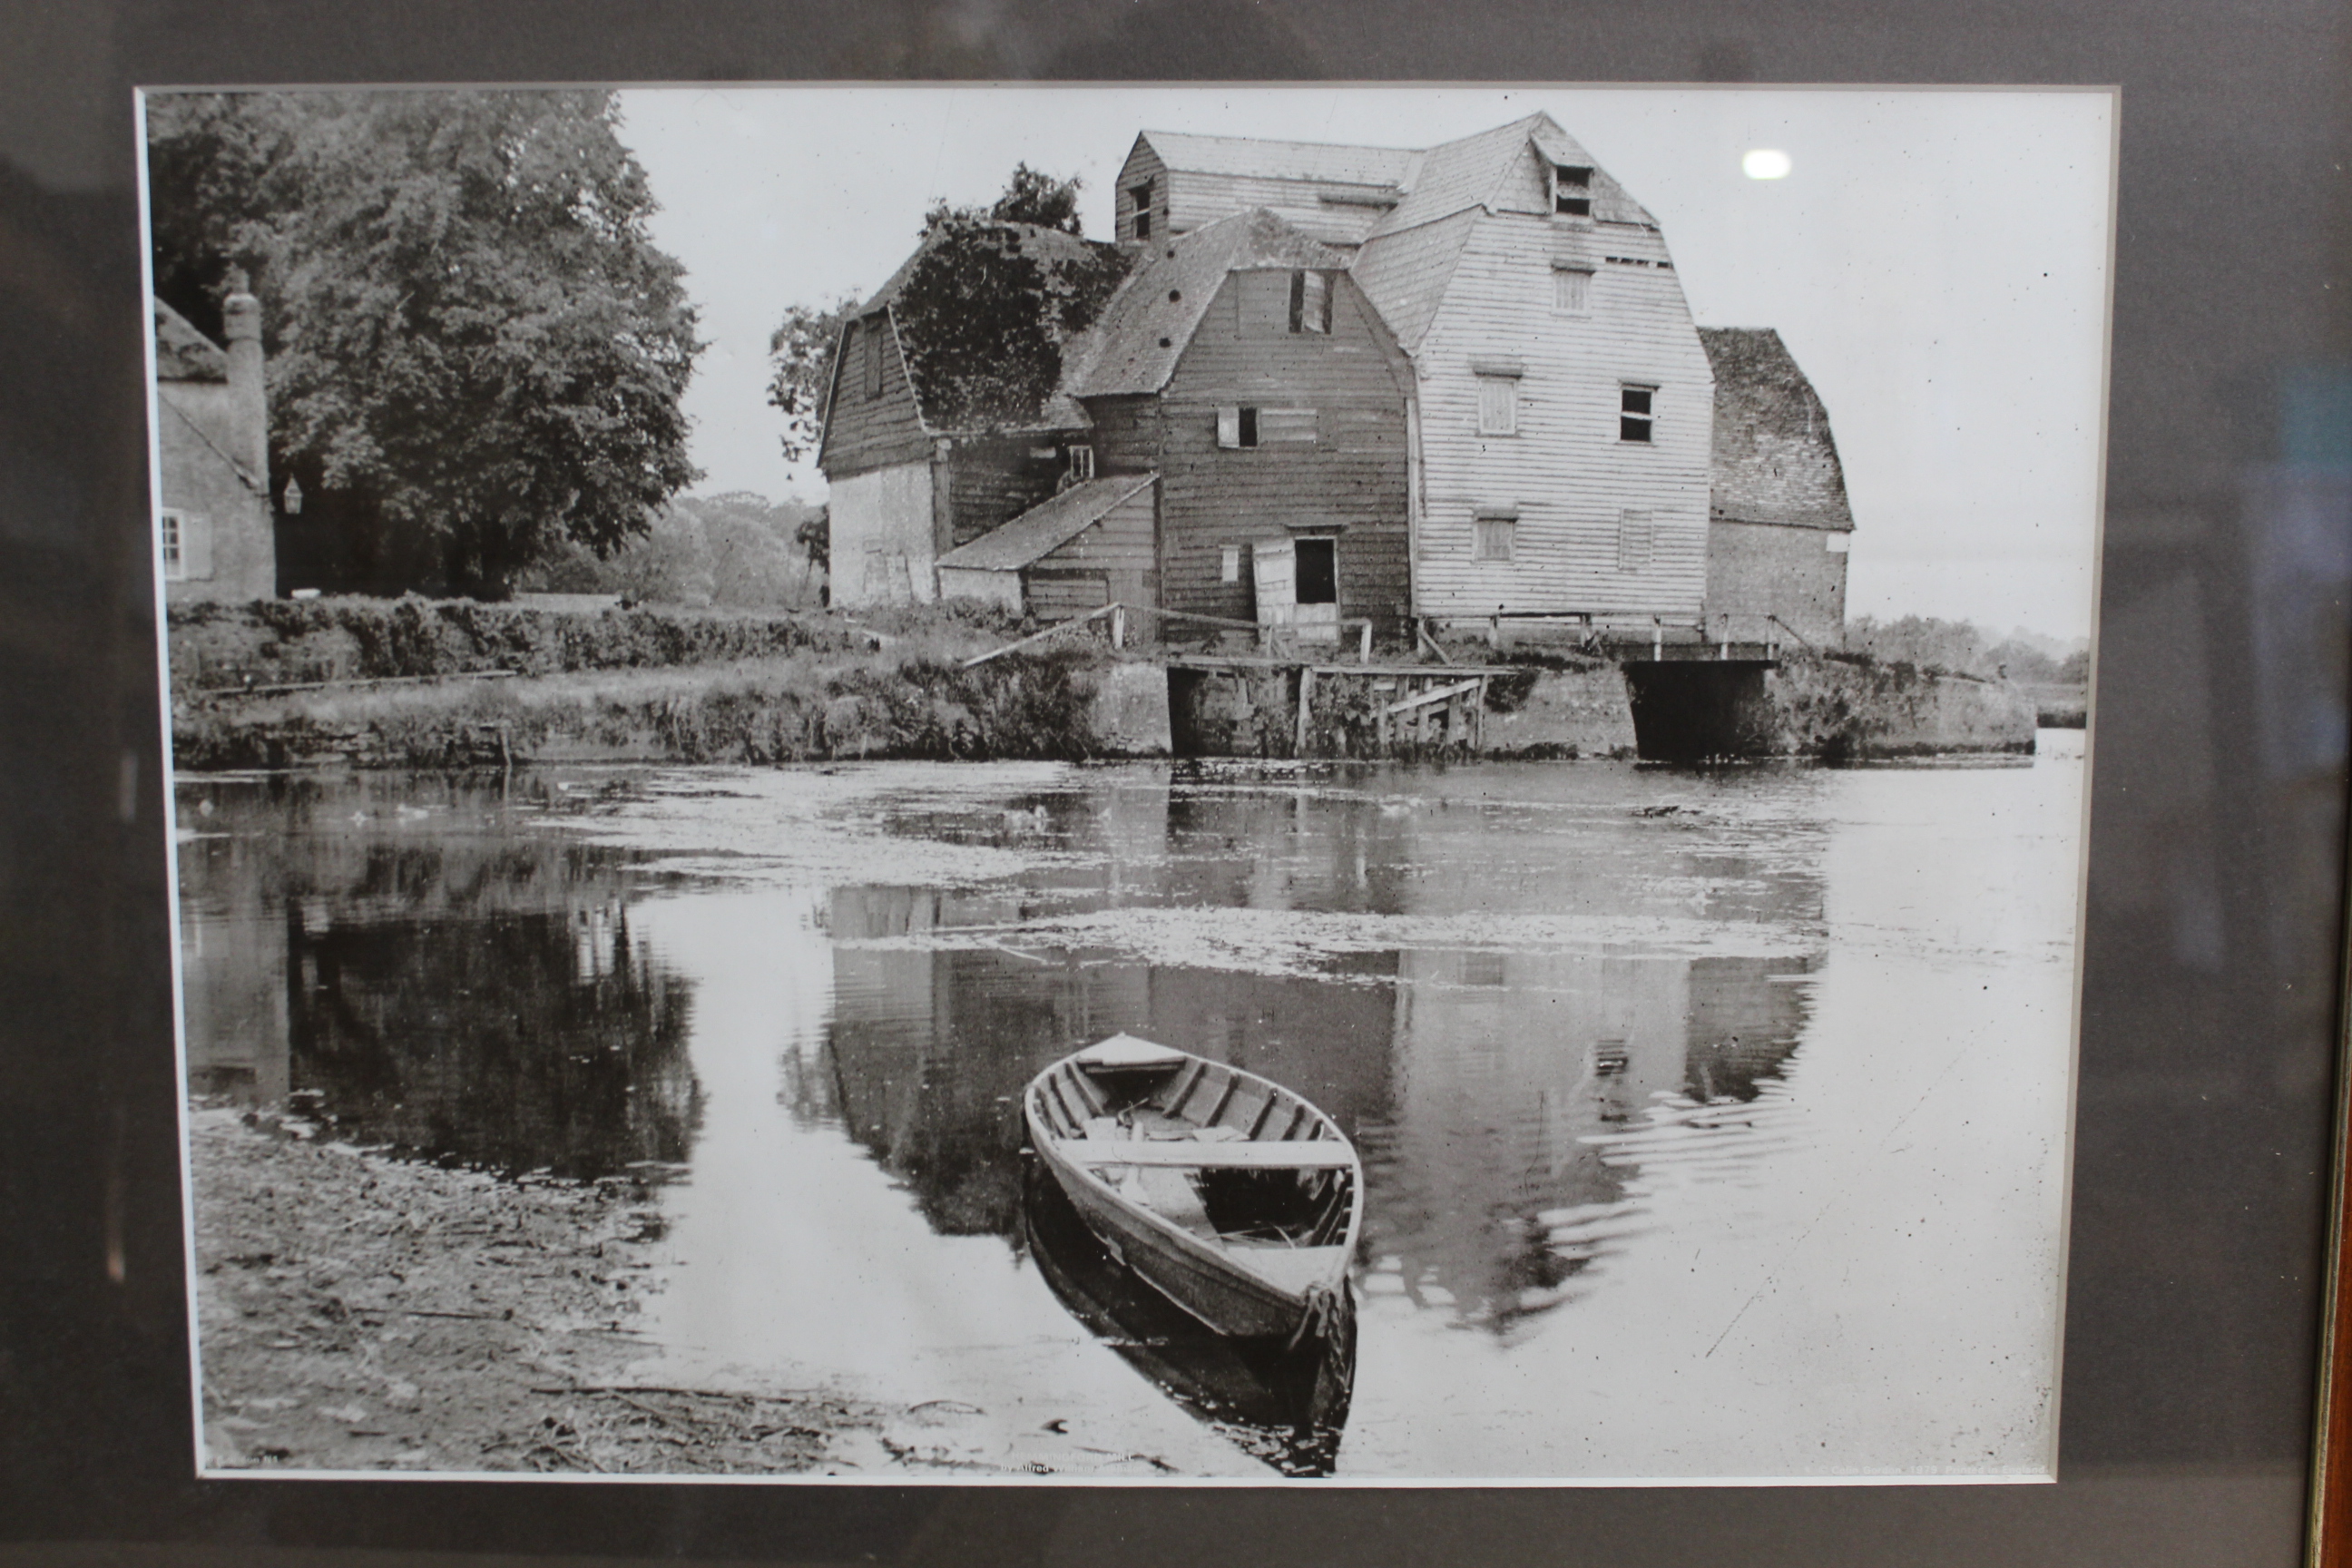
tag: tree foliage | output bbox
[147,90,702,597]
[765,293,861,464]
[1847,615,2089,682]
[891,220,1129,430]
[766,163,1113,460]
[520,491,825,608]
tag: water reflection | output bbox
[177,774,701,1179]
[1022,1161,1354,1476]
[173,750,2068,1477]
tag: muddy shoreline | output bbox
[191,1107,1246,1477]
[191,1106,908,1475]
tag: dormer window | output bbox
[1129,180,1154,240]
[1553,163,1592,217]
[1289,270,1331,334]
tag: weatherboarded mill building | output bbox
[936,209,1416,642]
[1115,115,1847,647]
[815,222,1129,609]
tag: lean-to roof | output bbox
[936,473,1157,571]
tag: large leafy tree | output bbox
[147,91,701,597]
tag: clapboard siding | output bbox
[946,435,1069,547]
[1411,211,1714,621]
[1163,172,1389,244]
[818,314,931,478]
[1037,485,1158,573]
[1114,142,1168,241]
[1132,271,1415,632]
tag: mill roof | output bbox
[936,473,1157,571]
[1062,209,1358,398]
[153,298,228,381]
[1135,131,1417,191]
[848,221,1129,435]
[1698,327,1855,533]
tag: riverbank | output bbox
[191,1107,1244,1476]
[170,597,1123,769]
[191,1106,902,1474]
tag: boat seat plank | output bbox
[1065,1142,1355,1170]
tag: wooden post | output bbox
[1358,620,1373,663]
[1652,622,1663,660]
[1295,665,1316,758]
[1112,603,1126,650]
[1488,614,1502,653]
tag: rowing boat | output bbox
[1023,1034,1361,1344]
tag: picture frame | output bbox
[0,0,2345,1561]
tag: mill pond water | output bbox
[176,736,2083,1480]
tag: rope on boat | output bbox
[1288,1280,1350,1354]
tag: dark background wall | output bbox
[0,1,2343,1564]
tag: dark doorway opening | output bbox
[1296,538,1337,605]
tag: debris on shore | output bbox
[190,1106,897,1475]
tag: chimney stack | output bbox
[220,268,267,483]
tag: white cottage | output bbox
[1116,114,1720,637]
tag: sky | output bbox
[615,87,2114,642]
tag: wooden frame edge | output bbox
[2311,796,2352,1567]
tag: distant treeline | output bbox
[517,492,827,610]
[1844,616,2089,685]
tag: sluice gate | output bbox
[1166,658,1514,761]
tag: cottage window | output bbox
[159,508,211,580]
[1553,265,1592,314]
[1553,163,1592,217]
[1067,444,1094,481]
[1221,544,1243,583]
[1620,385,1655,443]
[1289,270,1331,334]
[1474,516,1515,562]
[1618,509,1654,572]
[1476,374,1518,436]
[1130,181,1153,239]
[1217,405,1260,448]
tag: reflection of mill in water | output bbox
[1357,948,1814,1334]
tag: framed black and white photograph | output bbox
[0,0,2346,1561]
[147,83,2108,1485]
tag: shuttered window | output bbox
[1289,270,1331,334]
[1553,266,1592,314]
[1618,510,1654,572]
[1237,272,1290,336]
[1217,406,1260,448]
[1257,407,1318,444]
[1474,517,1515,562]
[1129,180,1153,240]
[1477,375,1518,436]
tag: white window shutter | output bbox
[1217,406,1240,448]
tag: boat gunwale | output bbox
[1023,1044,1364,1316]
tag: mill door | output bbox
[1292,536,1340,645]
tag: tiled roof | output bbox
[1063,209,1357,398]
[1698,328,1855,532]
[153,298,227,381]
[936,473,1157,570]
